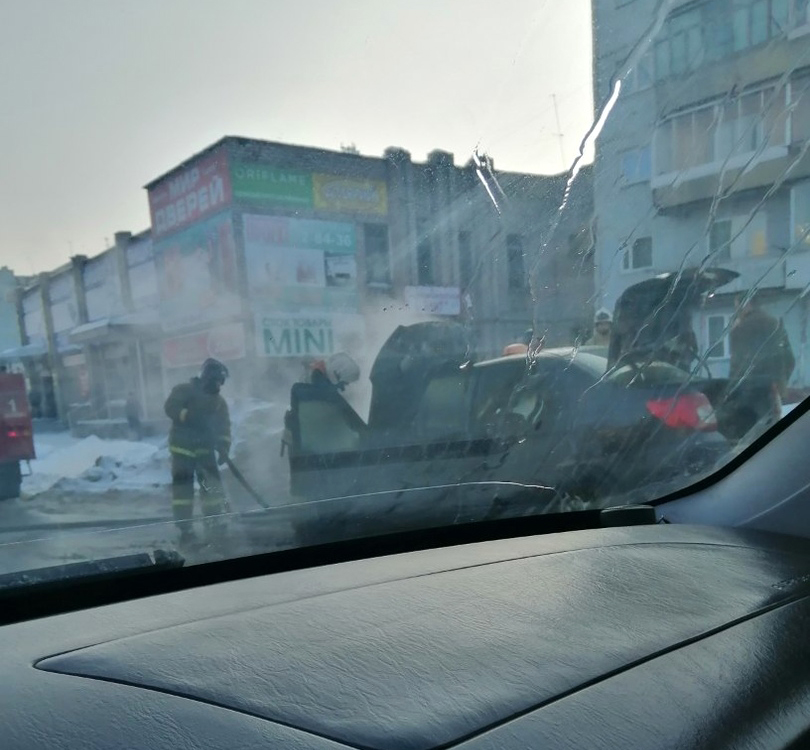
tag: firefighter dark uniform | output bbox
[164,359,231,542]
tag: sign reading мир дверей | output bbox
[149,148,233,238]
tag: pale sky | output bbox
[0,0,593,273]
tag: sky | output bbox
[0,0,594,273]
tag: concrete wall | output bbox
[0,267,21,352]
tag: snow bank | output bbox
[22,434,161,499]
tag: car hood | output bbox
[28,525,810,750]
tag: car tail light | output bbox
[7,429,19,438]
[646,393,717,431]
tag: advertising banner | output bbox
[162,322,247,369]
[243,215,358,311]
[231,163,388,216]
[255,312,365,358]
[403,286,461,316]
[156,213,241,332]
[149,148,232,238]
[313,174,388,215]
[231,163,312,206]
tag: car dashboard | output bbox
[5,523,810,749]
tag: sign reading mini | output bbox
[255,312,365,358]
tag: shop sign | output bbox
[149,148,232,238]
[162,322,246,369]
[403,286,461,316]
[231,163,312,206]
[255,312,364,358]
[313,174,387,215]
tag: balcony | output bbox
[652,73,810,208]
[653,146,799,209]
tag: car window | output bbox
[412,371,469,440]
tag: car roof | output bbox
[473,346,607,370]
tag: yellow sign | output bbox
[313,174,388,216]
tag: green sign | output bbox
[231,163,313,205]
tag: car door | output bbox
[474,357,579,488]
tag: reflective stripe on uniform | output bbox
[172,498,193,507]
[170,445,197,457]
[195,448,214,455]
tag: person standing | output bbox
[585,308,613,347]
[164,358,232,545]
[728,292,794,439]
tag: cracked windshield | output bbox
[0,0,807,579]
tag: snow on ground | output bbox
[16,397,292,524]
[22,434,164,499]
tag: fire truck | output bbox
[0,372,35,500]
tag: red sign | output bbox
[162,323,246,369]
[149,148,233,238]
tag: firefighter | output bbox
[728,292,795,440]
[585,308,612,347]
[164,358,231,544]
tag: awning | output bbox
[0,342,48,361]
[70,310,161,344]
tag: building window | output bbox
[790,73,810,143]
[653,0,805,83]
[707,314,730,359]
[364,224,391,287]
[621,145,652,183]
[623,236,653,271]
[458,231,473,289]
[792,180,810,249]
[797,0,810,26]
[655,86,789,176]
[417,220,434,286]
[772,0,791,32]
[506,234,526,289]
[709,220,733,261]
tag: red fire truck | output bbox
[0,372,35,500]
